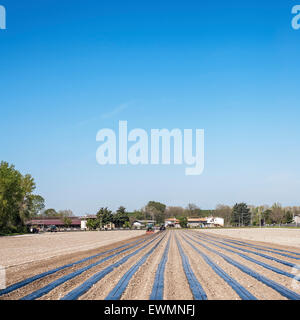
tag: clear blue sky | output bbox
[1,1,300,214]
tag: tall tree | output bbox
[186,203,202,217]
[96,207,113,228]
[215,204,232,226]
[0,161,44,233]
[113,206,129,228]
[42,208,57,217]
[179,216,188,228]
[62,216,72,228]
[165,206,185,218]
[145,201,166,224]
[270,203,286,224]
[231,203,251,226]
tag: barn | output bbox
[26,216,82,230]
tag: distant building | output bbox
[293,215,300,225]
[187,218,207,228]
[26,216,81,229]
[130,220,156,229]
[80,215,96,230]
[206,217,224,227]
[165,218,181,228]
[80,215,115,230]
[132,221,143,229]
[164,216,225,228]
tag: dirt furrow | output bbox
[79,233,165,300]
[176,232,240,300]
[1,234,151,300]
[183,232,285,300]
[188,232,299,296]
[163,231,193,300]
[43,234,163,300]
[121,232,170,300]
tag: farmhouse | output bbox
[187,218,207,228]
[165,218,181,228]
[293,215,300,225]
[80,215,115,230]
[165,217,224,228]
[132,220,155,229]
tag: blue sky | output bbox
[0,1,300,214]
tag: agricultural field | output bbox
[0,229,300,300]
[197,228,300,248]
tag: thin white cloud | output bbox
[101,101,131,119]
[75,101,133,127]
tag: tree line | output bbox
[1,161,299,234]
[215,203,298,227]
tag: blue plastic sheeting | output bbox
[192,233,300,281]
[21,234,159,300]
[105,234,167,300]
[61,233,165,300]
[175,235,207,300]
[192,232,300,270]
[149,237,171,300]
[223,239,300,260]
[199,233,300,259]
[185,233,300,300]
[190,232,300,280]
[0,235,151,297]
[181,235,257,300]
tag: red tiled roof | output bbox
[26,218,81,226]
[188,218,207,222]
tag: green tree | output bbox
[231,203,251,226]
[165,206,185,218]
[43,208,58,217]
[262,209,272,225]
[123,221,131,229]
[96,207,113,228]
[270,203,285,224]
[62,216,72,228]
[179,216,188,228]
[186,203,202,217]
[145,201,166,224]
[0,161,44,233]
[31,195,45,216]
[113,206,129,228]
[131,210,144,220]
[215,204,232,226]
[86,218,98,230]
[283,211,293,224]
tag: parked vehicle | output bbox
[30,227,39,234]
[48,225,57,232]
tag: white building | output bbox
[132,222,143,229]
[80,215,96,230]
[293,215,300,225]
[187,217,224,228]
[187,218,207,228]
[165,218,181,228]
[206,217,224,227]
